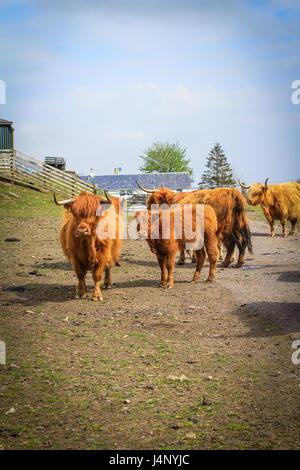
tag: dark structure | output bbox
[80,172,191,194]
[0,118,14,151]
[45,156,66,170]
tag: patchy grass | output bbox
[0,183,62,218]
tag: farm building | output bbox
[80,172,191,196]
[0,118,14,152]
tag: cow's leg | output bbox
[191,248,206,283]
[289,219,297,235]
[280,218,287,237]
[234,243,246,268]
[166,252,176,289]
[221,239,236,267]
[217,239,223,261]
[230,247,236,263]
[73,258,87,299]
[205,236,218,281]
[157,254,167,287]
[103,265,112,289]
[92,264,104,301]
[191,250,197,263]
[262,208,275,236]
[177,247,186,265]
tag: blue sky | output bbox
[0,0,299,185]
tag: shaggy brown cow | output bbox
[136,182,218,264]
[135,203,219,288]
[137,183,250,267]
[54,191,123,301]
[239,179,300,237]
[180,187,252,267]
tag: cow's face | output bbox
[247,183,265,206]
[73,215,97,238]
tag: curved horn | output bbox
[136,180,155,193]
[264,178,269,189]
[53,193,75,206]
[104,189,112,204]
[238,179,250,190]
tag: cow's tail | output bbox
[233,195,253,255]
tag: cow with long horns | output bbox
[239,179,300,237]
[54,191,123,301]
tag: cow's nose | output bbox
[79,227,89,233]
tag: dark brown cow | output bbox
[136,182,215,264]
[54,191,123,301]
[180,187,252,267]
[135,203,219,288]
[137,183,251,267]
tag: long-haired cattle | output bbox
[137,183,252,267]
[239,179,300,237]
[54,191,123,301]
[136,182,213,264]
[135,203,219,288]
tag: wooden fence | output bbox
[0,150,96,197]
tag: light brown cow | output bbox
[54,191,123,301]
[239,179,300,237]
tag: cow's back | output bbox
[270,182,300,220]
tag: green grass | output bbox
[0,182,63,218]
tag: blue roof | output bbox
[80,172,191,190]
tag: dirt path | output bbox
[0,213,299,449]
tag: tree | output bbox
[199,143,236,189]
[138,141,193,179]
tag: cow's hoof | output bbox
[282,234,287,238]
[92,296,103,301]
[205,278,213,282]
[269,233,275,237]
[177,259,185,265]
[191,259,197,264]
[103,285,112,289]
[166,283,174,289]
[233,263,243,268]
[220,262,230,268]
[115,261,121,266]
[75,293,86,299]
[159,283,166,288]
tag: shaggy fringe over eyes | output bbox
[249,183,264,196]
[71,191,101,218]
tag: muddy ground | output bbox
[0,212,299,450]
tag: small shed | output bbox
[0,118,14,151]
